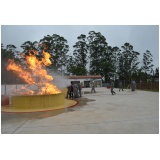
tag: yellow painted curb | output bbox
[2,99,77,113]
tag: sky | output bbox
[1,25,159,69]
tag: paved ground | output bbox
[1,87,159,134]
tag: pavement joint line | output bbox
[11,120,29,134]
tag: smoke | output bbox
[47,69,69,89]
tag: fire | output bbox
[38,83,61,95]
[7,47,61,95]
[42,50,52,66]
[26,50,39,70]
[7,59,35,84]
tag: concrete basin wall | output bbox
[11,87,68,110]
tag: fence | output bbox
[136,82,159,91]
[1,84,38,95]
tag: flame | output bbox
[42,50,52,66]
[7,49,61,95]
[7,59,35,84]
[26,50,39,70]
[18,86,35,95]
[38,83,61,95]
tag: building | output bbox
[64,75,103,88]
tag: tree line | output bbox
[1,31,159,85]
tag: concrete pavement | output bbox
[1,87,159,134]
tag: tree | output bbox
[100,46,115,82]
[141,50,154,73]
[141,50,154,82]
[87,31,108,75]
[1,43,17,59]
[150,67,159,82]
[21,41,39,54]
[110,46,121,80]
[66,55,77,75]
[118,43,140,85]
[71,34,88,75]
[154,67,159,78]
[20,41,40,64]
[39,34,69,74]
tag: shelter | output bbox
[64,75,102,88]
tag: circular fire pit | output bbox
[1,88,78,113]
[4,47,78,113]
[12,93,65,109]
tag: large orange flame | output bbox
[7,59,35,84]
[42,50,52,66]
[7,49,61,95]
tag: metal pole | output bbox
[16,84,17,92]
[5,84,6,95]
